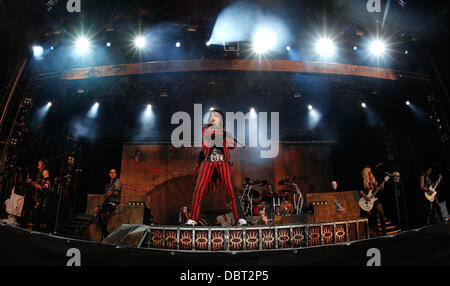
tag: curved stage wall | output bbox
[115,143,332,225]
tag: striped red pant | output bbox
[191,161,244,222]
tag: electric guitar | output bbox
[359,176,390,212]
[424,174,443,202]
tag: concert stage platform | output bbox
[1,221,449,266]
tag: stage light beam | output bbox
[33,46,44,58]
[315,38,335,57]
[252,29,276,54]
[76,37,90,53]
[87,102,99,118]
[369,40,386,56]
[134,36,146,49]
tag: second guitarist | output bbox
[420,165,445,225]
[95,169,122,239]
[360,164,387,235]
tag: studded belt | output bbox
[206,153,225,162]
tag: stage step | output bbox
[369,218,400,237]
[55,213,95,238]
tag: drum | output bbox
[280,200,294,214]
[252,204,266,216]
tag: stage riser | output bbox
[145,219,369,251]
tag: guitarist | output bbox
[94,169,122,239]
[360,164,386,235]
[420,166,445,225]
[27,159,51,232]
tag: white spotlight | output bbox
[87,102,99,118]
[369,40,386,56]
[286,45,291,51]
[252,29,276,54]
[76,37,90,53]
[33,46,44,58]
[315,38,335,57]
[362,102,367,108]
[250,108,257,118]
[47,102,52,107]
[106,42,111,47]
[210,107,214,111]
[353,46,358,51]
[404,50,408,55]
[134,36,146,49]
[308,105,313,110]
[406,101,410,106]
[206,41,211,46]
[175,42,181,48]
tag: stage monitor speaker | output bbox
[102,224,149,247]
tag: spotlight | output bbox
[406,101,410,106]
[210,107,214,111]
[47,102,52,107]
[404,50,408,55]
[106,42,111,47]
[206,41,211,46]
[315,38,335,57]
[353,46,358,51]
[362,102,367,108]
[33,46,44,58]
[250,108,257,118]
[87,102,99,118]
[175,42,181,48]
[141,103,154,125]
[308,105,313,110]
[50,46,54,50]
[76,37,90,53]
[134,36,146,49]
[308,107,322,129]
[252,29,276,54]
[286,45,291,51]
[369,39,386,56]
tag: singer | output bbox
[187,109,247,226]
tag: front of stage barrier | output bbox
[103,218,369,251]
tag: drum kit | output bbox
[239,176,304,220]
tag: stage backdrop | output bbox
[120,143,332,225]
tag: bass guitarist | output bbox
[94,169,122,239]
[360,164,386,235]
[420,165,445,225]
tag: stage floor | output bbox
[1,220,449,266]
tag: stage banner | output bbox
[120,143,332,225]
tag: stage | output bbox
[1,221,449,266]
